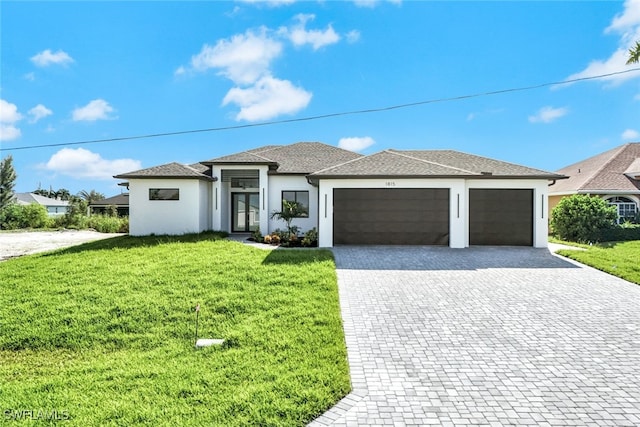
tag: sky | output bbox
[2,0,640,197]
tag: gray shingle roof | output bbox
[310,149,564,179]
[550,143,640,194]
[204,142,363,174]
[14,193,70,207]
[90,193,129,206]
[113,162,215,180]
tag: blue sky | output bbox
[2,0,640,197]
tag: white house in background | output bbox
[14,193,70,216]
[115,141,566,248]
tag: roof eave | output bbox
[309,174,567,180]
[113,174,217,182]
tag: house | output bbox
[549,143,640,224]
[89,193,130,217]
[115,141,565,248]
[14,193,69,216]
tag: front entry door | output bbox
[232,193,260,232]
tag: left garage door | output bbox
[333,188,450,245]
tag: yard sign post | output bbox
[194,303,200,346]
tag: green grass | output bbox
[556,240,640,285]
[0,233,350,426]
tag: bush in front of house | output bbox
[550,194,618,243]
[86,214,129,233]
[592,223,640,242]
[0,203,51,230]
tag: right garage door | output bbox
[469,189,533,246]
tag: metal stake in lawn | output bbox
[194,303,200,346]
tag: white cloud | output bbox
[174,66,187,76]
[30,49,74,67]
[282,14,341,50]
[237,0,296,6]
[72,99,116,121]
[28,104,53,123]
[190,29,282,85]
[622,128,640,140]
[0,125,21,141]
[353,0,401,7]
[338,136,375,152]
[567,0,640,85]
[223,76,312,121]
[528,106,569,123]
[42,148,142,180]
[24,72,35,81]
[346,30,361,44]
[0,99,22,141]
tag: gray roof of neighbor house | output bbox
[14,193,70,207]
[309,149,565,180]
[90,193,129,207]
[202,141,363,174]
[549,143,640,194]
[114,162,216,180]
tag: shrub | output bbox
[550,194,618,243]
[86,215,129,233]
[301,227,318,247]
[592,224,640,242]
[0,203,49,229]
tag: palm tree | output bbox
[627,41,640,65]
[55,188,71,201]
[78,189,105,203]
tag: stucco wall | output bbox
[318,178,551,248]
[128,178,210,236]
[267,175,318,235]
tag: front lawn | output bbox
[556,240,640,285]
[0,233,350,426]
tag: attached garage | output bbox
[333,188,450,245]
[469,189,533,246]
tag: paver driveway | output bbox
[311,247,640,426]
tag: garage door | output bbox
[333,188,449,245]
[469,189,533,246]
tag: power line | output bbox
[4,67,640,152]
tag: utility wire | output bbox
[4,67,640,152]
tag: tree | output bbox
[270,200,306,238]
[0,155,17,210]
[550,194,618,243]
[627,41,640,65]
[78,189,105,203]
[55,188,71,201]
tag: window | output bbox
[282,191,309,217]
[149,188,179,201]
[231,177,259,189]
[606,196,638,224]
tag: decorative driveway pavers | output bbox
[310,247,640,426]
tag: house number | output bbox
[385,181,396,187]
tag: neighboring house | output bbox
[115,141,565,248]
[89,194,129,217]
[14,193,70,216]
[549,143,640,224]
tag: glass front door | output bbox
[232,193,260,232]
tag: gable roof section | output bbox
[309,149,564,180]
[14,193,69,207]
[203,142,363,174]
[114,162,215,181]
[550,143,640,194]
[90,193,129,206]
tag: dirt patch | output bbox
[0,230,124,261]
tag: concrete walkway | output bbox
[310,246,640,426]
